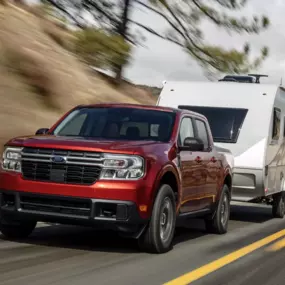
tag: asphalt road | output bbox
[1,202,285,285]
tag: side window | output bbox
[272,108,281,141]
[179,117,194,146]
[195,119,209,149]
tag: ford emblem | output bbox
[51,156,66,163]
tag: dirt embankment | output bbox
[0,3,156,150]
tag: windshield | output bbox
[52,107,176,142]
[178,105,248,143]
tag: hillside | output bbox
[0,3,156,150]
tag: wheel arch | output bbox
[151,164,181,212]
[224,173,232,199]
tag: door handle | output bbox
[210,156,217,163]
[195,156,202,163]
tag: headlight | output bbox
[100,154,144,180]
[1,147,22,172]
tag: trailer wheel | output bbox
[272,192,285,218]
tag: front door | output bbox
[178,117,206,213]
[267,107,281,193]
[193,118,219,209]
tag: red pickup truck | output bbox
[0,104,232,253]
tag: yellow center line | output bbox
[266,237,285,252]
[163,229,285,285]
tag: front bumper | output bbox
[0,190,148,238]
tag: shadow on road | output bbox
[0,203,273,253]
[0,222,207,254]
[230,203,272,223]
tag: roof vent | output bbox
[219,74,268,84]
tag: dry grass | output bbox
[4,46,59,109]
[42,19,75,51]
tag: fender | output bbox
[216,156,233,202]
[149,162,182,214]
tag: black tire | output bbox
[204,184,230,234]
[0,217,37,239]
[138,184,176,254]
[272,192,285,218]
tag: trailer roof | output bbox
[159,81,281,109]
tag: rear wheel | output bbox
[0,217,37,239]
[138,184,176,254]
[272,192,285,218]
[205,184,230,234]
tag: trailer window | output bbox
[178,106,248,143]
[272,108,281,141]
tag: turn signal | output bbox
[139,205,147,212]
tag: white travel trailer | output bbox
[157,75,285,218]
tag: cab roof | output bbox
[75,103,205,119]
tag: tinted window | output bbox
[272,108,281,140]
[178,106,248,143]
[178,117,194,146]
[56,113,87,136]
[195,119,209,148]
[52,107,176,142]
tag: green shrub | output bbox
[74,28,131,72]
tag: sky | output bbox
[124,0,285,87]
[26,0,285,87]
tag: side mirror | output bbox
[35,128,49,135]
[180,137,204,151]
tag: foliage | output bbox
[74,28,131,73]
[40,0,69,27]
[42,0,270,78]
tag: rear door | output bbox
[179,116,206,213]
[193,117,220,209]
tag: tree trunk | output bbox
[115,65,123,84]
[115,0,131,84]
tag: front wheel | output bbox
[138,184,176,254]
[0,217,37,239]
[205,184,230,234]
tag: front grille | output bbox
[21,147,103,185]
[20,195,91,217]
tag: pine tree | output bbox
[43,0,270,81]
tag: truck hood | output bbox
[6,135,167,155]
